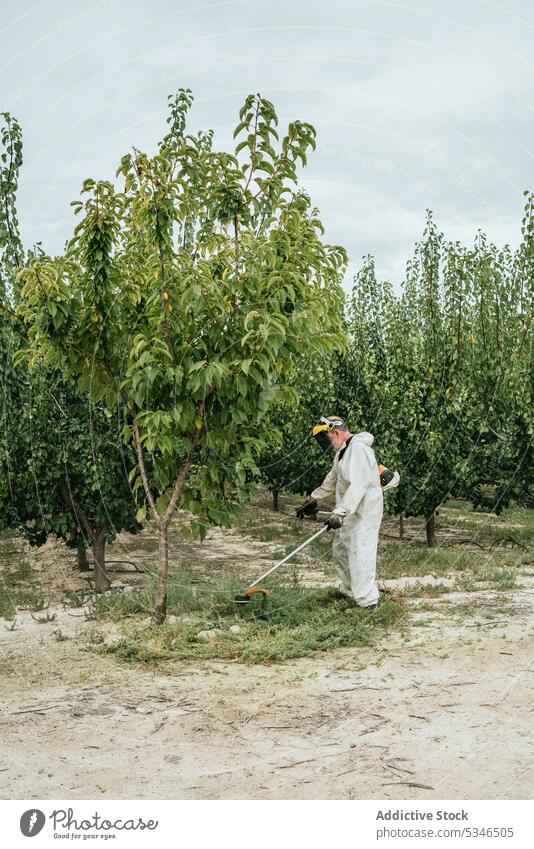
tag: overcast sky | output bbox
[1,0,533,288]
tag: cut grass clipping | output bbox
[86,574,407,665]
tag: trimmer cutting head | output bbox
[233,587,271,605]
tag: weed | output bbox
[0,554,45,620]
[271,545,303,564]
[477,567,518,590]
[63,589,92,608]
[31,610,57,624]
[378,543,483,579]
[257,525,287,542]
[105,640,167,664]
[89,574,408,665]
[268,525,332,564]
[454,565,518,592]
[397,582,453,598]
[441,598,518,621]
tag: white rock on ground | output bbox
[197,629,224,641]
[167,615,196,625]
[229,625,241,634]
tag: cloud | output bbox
[2,0,532,289]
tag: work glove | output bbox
[295,497,318,520]
[324,513,343,531]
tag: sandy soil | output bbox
[1,518,533,800]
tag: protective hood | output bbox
[350,431,374,447]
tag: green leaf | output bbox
[156,493,170,515]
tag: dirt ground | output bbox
[1,509,533,800]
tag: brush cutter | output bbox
[234,524,329,604]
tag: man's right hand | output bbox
[324,513,343,531]
[295,498,318,520]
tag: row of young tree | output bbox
[345,205,533,544]
[0,93,532,622]
[261,201,533,545]
[0,116,142,592]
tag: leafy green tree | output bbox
[386,213,472,545]
[0,113,141,591]
[344,202,533,544]
[6,368,142,591]
[257,355,337,509]
[347,221,483,544]
[1,112,28,548]
[455,195,533,512]
[18,91,347,621]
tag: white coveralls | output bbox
[311,432,383,607]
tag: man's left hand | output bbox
[324,514,343,531]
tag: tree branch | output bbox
[162,456,193,527]
[132,419,159,524]
[2,124,21,269]
[243,97,260,194]
[162,401,205,526]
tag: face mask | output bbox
[314,430,334,452]
[312,416,344,453]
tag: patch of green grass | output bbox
[270,544,304,563]
[397,582,453,598]
[233,503,324,544]
[232,505,295,538]
[452,575,478,593]
[269,525,333,564]
[439,500,534,549]
[378,543,484,579]
[476,566,518,590]
[443,597,519,621]
[0,539,45,619]
[443,499,473,511]
[0,585,46,619]
[257,524,287,541]
[88,573,408,665]
[63,589,93,608]
[91,572,280,621]
[307,531,334,560]
[102,639,169,664]
[498,505,534,546]
[30,610,57,623]
[454,564,518,592]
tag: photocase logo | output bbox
[20,809,46,837]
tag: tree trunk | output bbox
[135,438,197,625]
[272,489,279,512]
[76,539,90,571]
[399,514,405,540]
[154,523,169,624]
[92,531,110,592]
[425,512,436,548]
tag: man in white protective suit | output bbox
[295,416,399,609]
